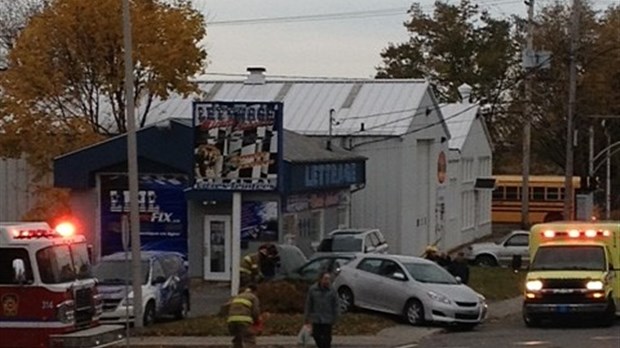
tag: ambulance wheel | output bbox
[601,296,616,327]
[143,301,156,327]
[522,310,540,328]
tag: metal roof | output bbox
[143,78,431,137]
[441,102,480,151]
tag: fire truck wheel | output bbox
[143,301,156,327]
[175,294,190,320]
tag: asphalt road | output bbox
[415,313,620,348]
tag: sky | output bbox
[193,0,613,79]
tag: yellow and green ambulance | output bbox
[522,221,619,327]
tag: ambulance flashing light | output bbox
[542,229,611,239]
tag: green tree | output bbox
[376,0,517,103]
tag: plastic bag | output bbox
[297,325,312,347]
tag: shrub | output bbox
[257,280,309,314]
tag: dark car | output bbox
[93,251,190,326]
[283,254,357,282]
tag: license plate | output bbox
[557,305,569,313]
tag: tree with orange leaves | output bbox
[0,0,207,220]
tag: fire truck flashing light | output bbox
[11,222,76,239]
[542,229,611,239]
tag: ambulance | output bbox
[0,221,124,348]
[522,221,619,327]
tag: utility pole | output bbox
[122,0,143,328]
[521,0,535,229]
[564,0,579,221]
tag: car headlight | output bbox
[525,280,543,291]
[477,294,486,303]
[121,297,134,306]
[586,280,604,291]
[427,291,452,304]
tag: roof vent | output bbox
[245,66,266,85]
[457,83,473,103]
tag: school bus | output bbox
[492,175,581,224]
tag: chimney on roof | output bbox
[245,66,266,85]
[457,83,472,103]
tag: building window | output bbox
[461,190,475,229]
[298,210,324,245]
[337,206,349,229]
[462,158,474,183]
[478,156,491,176]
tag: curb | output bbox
[128,297,523,347]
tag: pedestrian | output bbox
[260,244,281,280]
[304,271,340,348]
[227,283,261,348]
[447,252,470,284]
[423,245,440,262]
[239,245,268,287]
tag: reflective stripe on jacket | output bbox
[227,290,260,324]
[240,253,260,275]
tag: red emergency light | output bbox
[55,222,76,237]
[12,229,59,239]
[10,221,77,239]
[542,229,611,239]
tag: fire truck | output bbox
[522,221,619,327]
[0,221,124,348]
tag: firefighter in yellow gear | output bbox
[239,245,268,287]
[227,284,261,348]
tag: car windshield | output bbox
[530,246,606,271]
[317,236,362,252]
[403,262,458,284]
[93,260,150,285]
[36,243,93,284]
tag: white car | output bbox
[464,230,530,267]
[314,228,388,257]
[94,251,190,326]
[334,254,487,328]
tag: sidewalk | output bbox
[128,297,522,348]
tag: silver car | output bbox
[333,254,487,328]
[463,230,530,267]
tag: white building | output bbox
[144,68,492,256]
[443,84,494,251]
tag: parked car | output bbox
[314,228,388,257]
[463,230,530,267]
[333,254,487,328]
[280,254,357,282]
[271,244,308,276]
[93,251,190,326]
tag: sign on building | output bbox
[192,101,283,191]
[99,174,188,256]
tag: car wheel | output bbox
[338,287,355,313]
[404,299,425,326]
[143,301,156,327]
[175,294,190,320]
[475,255,497,267]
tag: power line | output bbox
[205,1,525,27]
[206,8,408,26]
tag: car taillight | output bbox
[56,300,75,323]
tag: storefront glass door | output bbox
[203,215,231,281]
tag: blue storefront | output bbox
[54,109,365,281]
